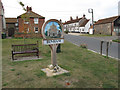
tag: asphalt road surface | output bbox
[64,34,119,60]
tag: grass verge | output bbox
[2,38,118,88]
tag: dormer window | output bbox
[34,18,38,24]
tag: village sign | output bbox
[41,19,65,73]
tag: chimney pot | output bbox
[27,6,32,12]
[76,16,78,19]
[83,14,86,19]
[70,16,73,21]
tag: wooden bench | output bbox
[12,41,39,60]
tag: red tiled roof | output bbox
[95,16,119,25]
[17,11,45,19]
[63,17,89,27]
[5,18,17,23]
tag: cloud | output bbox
[2,0,119,22]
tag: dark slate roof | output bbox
[5,18,17,23]
[95,16,119,25]
[79,19,89,27]
[17,11,45,19]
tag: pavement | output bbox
[68,33,118,41]
[64,34,119,60]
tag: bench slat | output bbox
[13,50,38,54]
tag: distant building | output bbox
[5,18,18,37]
[63,15,92,33]
[94,16,120,36]
[0,0,6,38]
[119,1,120,15]
[47,23,58,38]
[17,6,45,34]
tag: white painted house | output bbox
[63,15,92,33]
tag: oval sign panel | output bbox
[42,19,64,45]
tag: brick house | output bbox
[5,18,18,37]
[94,16,120,36]
[17,6,45,34]
[63,15,92,33]
[0,0,6,38]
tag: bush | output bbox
[112,39,120,43]
[64,30,69,34]
[80,44,87,49]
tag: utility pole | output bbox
[88,8,94,34]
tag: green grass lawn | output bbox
[112,39,120,43]
[2,38,118,88]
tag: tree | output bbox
[18,1,36,40]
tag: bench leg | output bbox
[12,53,14,60]
[37,51,39,58]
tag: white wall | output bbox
[84,20,92,33]
[64,19,92,33]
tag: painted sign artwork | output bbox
[44,21,62,39]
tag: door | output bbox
[8,27,15,37]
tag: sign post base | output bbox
[41,64,69,77]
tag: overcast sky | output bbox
[2,0,120,22]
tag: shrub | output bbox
[64,30,69,34]
[112,39,120,43]
[80,44,87,49]
[10,69,15,71]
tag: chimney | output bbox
[27,6,32,12]
[70,16,73,21]
[83,14,86,19]
[76,16,78,19]
[60,19,62,22]
[29,7,32,11]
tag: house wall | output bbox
[94,23,112,35]
[113,17,120,36]
[84,20,92,33]
[18,17,45,33]
[64,22,79,32]
[0,16,2,38]
[0,1,6,38]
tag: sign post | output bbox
[41,19,69,76]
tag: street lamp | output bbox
[88,8,94,34]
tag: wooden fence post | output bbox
[106,42,109,58]
[100,41,103,55]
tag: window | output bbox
[34,18,38,24]
[24,18,29,24]
[27,28,29,33]
[82,29,84,31]
[34,27,38,33]
[15,23,18,26]
[24,22,29,24]
[16,27,19,31]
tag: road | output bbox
[64,34,119,60]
